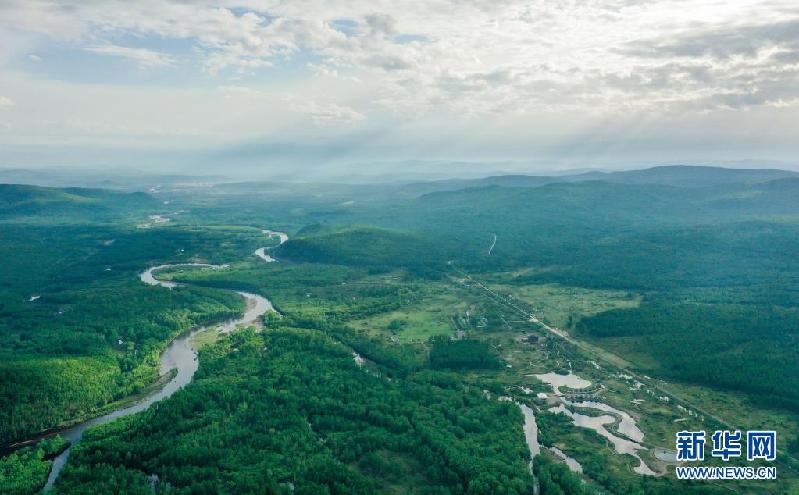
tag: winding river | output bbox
[42,232,285,491]
[254,230,289,262]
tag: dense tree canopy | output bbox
[56,328,535,494]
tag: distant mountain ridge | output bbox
[0,168,228,191]
[402,165,799,196]
[587,165,799,187]
[2,165,797,211]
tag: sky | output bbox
[0,0,798,177]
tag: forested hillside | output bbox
[56,328,535,494]
[0,194,269,445]
[270,171,799,412]
[0,184,156,221]
[277,225,449,277]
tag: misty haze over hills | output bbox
[1,163,798,192]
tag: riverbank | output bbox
[38,232,287,491]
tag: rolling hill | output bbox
[0,184,156,220]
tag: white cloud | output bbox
[0,96,14,108]
[0,0,798,168]
[84,44,174,68]
[2,1,797,113]
[290,99,365,125]
[217,85,364,125]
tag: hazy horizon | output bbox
[3,160,799,186]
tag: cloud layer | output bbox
[0,0,797,171]
[84,44,174,68]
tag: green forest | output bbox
[56,328,534,494]
[2,167,799,494]
[0,191,268,445]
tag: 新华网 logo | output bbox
[674,430,777,480]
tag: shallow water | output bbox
[550,447,583,473]
[262,230,289,243]
[548,404,655,476]
[566,400,645,442]
[254,247,277,262]
[654,448,678,462]
[533,372,591,395]
[518,403,540,472]
[537,369,656,477]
